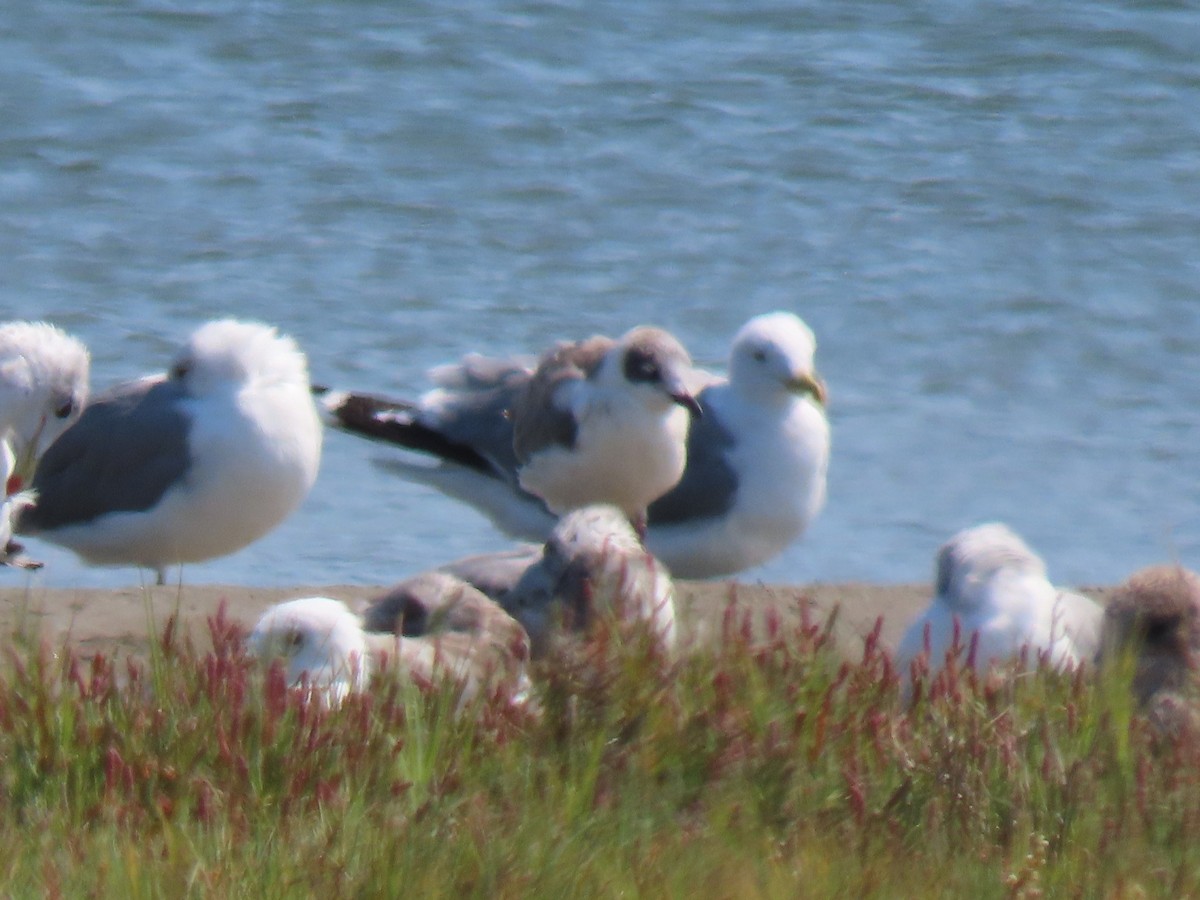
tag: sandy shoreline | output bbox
[0,580,1111,662]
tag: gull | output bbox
[1096,564,1200,717]
[362,570,532,704]
[894,523,1103,681]
[0,321,89,568]
[509,325,700,530]
[0,320,90,494]
[17,319,323,583]
[249,581,532,708]
[247,596,370,705]
[319,311,829,578]
[498,504,677,657]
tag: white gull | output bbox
[249,581,533,708]
[18,319,323,583]
[0,320,90,569]
[894,522,1102,681]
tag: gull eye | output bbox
[751,349,767,363]
[54,399,75,419]
[170,361,191,381]
[285,629,305,651]
[623,348,662,384]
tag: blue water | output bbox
[4,0,1199,589]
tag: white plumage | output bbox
[247,596,370,705]
[895,523,1102,680]
[19,319,322,582]
[0,320,90,493]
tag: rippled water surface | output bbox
[4,0,1199,589]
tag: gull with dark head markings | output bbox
[17,319,323,584]
[510,326,700,531]
[318,311,830,578]
[894,523,1102,681]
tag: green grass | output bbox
[0,595,1195,898]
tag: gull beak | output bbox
[7,417,46,495]
[787,372,828,407]
[668,387,703,419]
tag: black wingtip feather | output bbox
[327,392,496,475]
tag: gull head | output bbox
[934,522,1048,613]
[247,597,369,703]
[171,319,311,398]
[0,321,90,490]
[1099,565,1200,704]
[729,312,826,407]
[610,327,702,418]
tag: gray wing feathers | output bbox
[511,336,612,462]
[423,382,525,481]
[22,378,192,531]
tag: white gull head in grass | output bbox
[510,326,700,531]
[17,319,323,584]
[317,311,828,579]
[247,596,370,705]
[501,504,677,657]
[0,321,90,496]
[1097,565,1200,718]
[894,523,1103,683]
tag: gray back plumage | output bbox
[22,377,192,531]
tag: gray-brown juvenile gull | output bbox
[18,319,323,583]
[498,504,677,657]
[318,311,829,578]
[1096,564,1200,728]
[362,570,532,704]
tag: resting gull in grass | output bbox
[247,597,371,706]
[249,581,532,708]
[1096,565,1200,723]
[17,319,322,583]
[498,504,677,657]
[894,523,1103,682]
[0,321,90,568]
[318,311,829,578]
[362,570,532,704]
